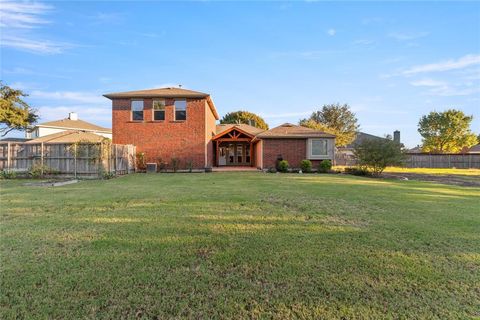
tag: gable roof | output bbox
[26,130,107,143]
[103,87,209,99]
[345,132,385,148]
[103,87,219,120]
[215,123,265,136]
[468,144,480,153]
[256,123,335,139]
[38,118,111,133]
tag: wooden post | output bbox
[40,142,44,176]
[74,143,77,178]
[7,142,11,171]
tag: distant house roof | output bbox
[468,144,480,153]
[0,137,30,142]
[103,87,219,120]
[407,146,423,154]
[215,123,265,136]
[26,130,107,143]
[345,132,385,148]
[103,87,210,99]
[37,118,111,133]
[256,123,335,139]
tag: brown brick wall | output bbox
[262,138,324,169]
[112,97,215,169]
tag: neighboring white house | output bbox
[26,112,112,140]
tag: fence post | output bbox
[40,142,44,176]
[74,143,77,179]
[448,154,451,168]
[7,142,11,171]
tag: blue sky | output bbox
[1,1,479,147]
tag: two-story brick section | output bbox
[104,87,335,170]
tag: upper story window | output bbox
[153,99,165,121]
[174,99,187,121]
[309,138,328,159]
[131,100,144,121]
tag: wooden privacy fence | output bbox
[404,153,480,169]
[0,142,136,177]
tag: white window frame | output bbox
[174,99,187,121]
[307,138,330,159]
[131,100,144,121]
[152,99,166,121]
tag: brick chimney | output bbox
[393,130,400,143]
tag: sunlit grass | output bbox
[1,173,479,319]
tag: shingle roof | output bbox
[345,132,385,148]
[468,144,480,153]
[26,131,107,143]
[216,123,265,136]
[103,87,209,99]
[256,123,335,139]
[38,119,111,133]
[103,87,220,120]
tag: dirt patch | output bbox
[382,173,480,187]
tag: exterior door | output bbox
[217,142,252,166]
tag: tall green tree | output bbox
[220,111,269,130]
[418,109,477,153]
[0,82,38,136]
[300,103,359,147]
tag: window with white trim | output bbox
[131,100,144,121]
[174,99,186,121]
[153,99,165,121]
[309,139,328,158]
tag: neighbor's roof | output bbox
[26,131,108,144]
[345,132,385,148]
[103,87,219,120]
[216,123,265,136]
[468,144,480,153]
[256,123,335,139]
[0,137,30,142]
[38,118,111,133]
[103,87,209,99]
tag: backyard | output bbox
[1,172,479,319]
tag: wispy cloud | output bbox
[37,106,111,124]
[0,1,75,55]
[1,35,74,54]
[388,31,429,41]
[410,78,480,96]
[403,54,480,75]
[327,28,336,36]
[3,67,71,79]
[410,79,446,87]
[31,90,106,105]
[0,1,52,28]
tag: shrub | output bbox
[353,138,405,176]
[300,160,312,173]
[0,170,16,179]
[155,157,167,172]
[186,159,193,173]
[171,158,180,173]
[318,159,332,173]
[344,167,370,176]
[277,160,289,173]
[29,163,59,178]
[136,152,146,171]
[267,167,277,173]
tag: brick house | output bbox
[104,87,335,170]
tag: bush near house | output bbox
[300,160,312,173]
[277,160,289,172]
[318,159,332,173]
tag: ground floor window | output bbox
[309,138,328,159]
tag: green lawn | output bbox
[1,173,479,319]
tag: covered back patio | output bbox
[212,125,260,167]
